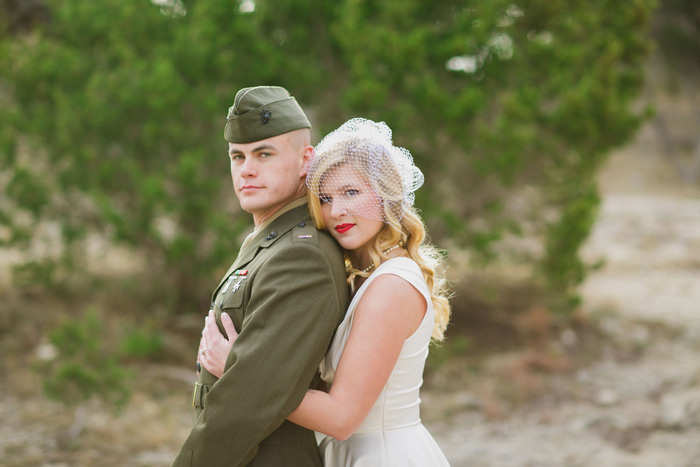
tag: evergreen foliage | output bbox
[0,0,656,315]
[38,308,131,410]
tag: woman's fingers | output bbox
[204,310,218,337]
[194,310,231,378]
[221,312,238,342]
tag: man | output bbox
[172,86,348,466]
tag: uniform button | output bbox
[265,231,277,241]
[298,222,306,227]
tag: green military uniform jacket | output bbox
[173,203,348,466]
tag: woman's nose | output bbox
[330,202,346,218]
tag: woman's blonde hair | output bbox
[306,136,451,341]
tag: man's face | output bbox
[228,130,312,224]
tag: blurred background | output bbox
[1,0,699,465]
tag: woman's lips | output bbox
[335,223,354,233]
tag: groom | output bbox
[172,86,348,466]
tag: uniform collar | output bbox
[212,202,311,299]
[238,197,308,253]
[254,197,308,234]
[236,202,311,266]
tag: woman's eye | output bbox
[319,195,332,204]
[344,189,360,197]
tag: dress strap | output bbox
[370,258,431,305]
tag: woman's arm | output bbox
[287,274,426,440]
[199,274,426,440]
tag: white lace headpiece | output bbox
[306,118,424,222]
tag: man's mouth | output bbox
[334,223,354,234]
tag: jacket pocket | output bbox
[219,278,246,310]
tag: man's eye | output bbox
[260,152,272,158]
[230,154,244,161]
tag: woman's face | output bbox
[318,164,384,255]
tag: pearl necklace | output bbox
[359,244,402,273]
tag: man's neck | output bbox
[253,196,307,229]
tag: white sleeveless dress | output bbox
[317,257,450,467]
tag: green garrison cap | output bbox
[224,86,311,143]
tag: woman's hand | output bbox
[197,310,238,378]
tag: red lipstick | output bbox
[335,223,354,234]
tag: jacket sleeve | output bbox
[173,243,345,466]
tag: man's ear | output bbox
[300,145,315,177]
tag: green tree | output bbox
[34,308,131,437]
[0,0,656,315]
[39,308,131,409]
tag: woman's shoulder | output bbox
[359,272,426,311]
[356,263,429,331]
[352,258,424,302]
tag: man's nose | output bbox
[239,158,257,177]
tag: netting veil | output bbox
[306,118,424,222]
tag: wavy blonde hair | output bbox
[306,139,451,341]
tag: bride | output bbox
[199,118,451,466]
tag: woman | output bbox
[199,118,451,466]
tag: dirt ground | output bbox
[2,64,700,467]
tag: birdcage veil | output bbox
[306,118,424,222]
